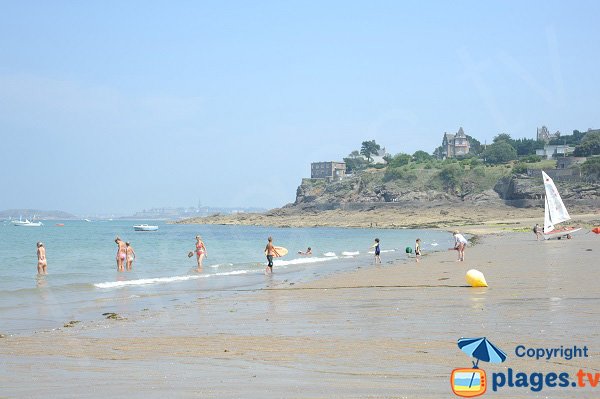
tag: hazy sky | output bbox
[1,1,599,215]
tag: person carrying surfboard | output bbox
[265,236,280,274]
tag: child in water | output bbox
[415,238,422,263]
[371,238,381,264]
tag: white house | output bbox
[536,144,573,160]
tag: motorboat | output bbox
[133,224,158,231]
[13,218,43,227]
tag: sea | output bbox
[0,220,453,334]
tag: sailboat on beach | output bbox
[542,170,581,240]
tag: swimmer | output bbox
[115,236,126,272]
[298,247,312,256]
[194,235,207,272]
[36,242,47,275]
[125,242,136,271]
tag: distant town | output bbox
[0,205,267,221]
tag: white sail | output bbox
[544,196,554,232]
[542,170,571,229]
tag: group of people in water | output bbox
[114,237,136,272]
[35,231,470,276]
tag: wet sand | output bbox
[2,228,600,398]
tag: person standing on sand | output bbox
[115,237,126,272]
[371,238,381,264]
[452,231,468,262]
[36,242,47,275]
[265,236,280,274]
[125,242,136,271]
[415,238,422,263]
[194,235,207,272]
[533,224,543,240]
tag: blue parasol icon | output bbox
[458,337,507,389]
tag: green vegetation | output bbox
[581,156,600,180]
[574,131,600,156]
[342,127,600,194]
[360,140,381,162]
[343,150,369,173]
[548,130,587,146]
[382,155,511,198]
[482,141,517,164]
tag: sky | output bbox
[1,1,599,215]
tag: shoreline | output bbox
[174,203,600,230]
[2,224,600,397]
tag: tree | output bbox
[343,151,368,173]
[433,146,444,159]
[483,142,517,164]
[360,140,381,162]
[581,157,600,181]
[573,131,600,156]
[493,133,512,143]
[513,138,545,156]
[388,153,411,168]
[439,163,464,189]
[465,135,483,155]
[412,150,432,163]
[549,130,586,146]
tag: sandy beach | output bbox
[2,220,600,398]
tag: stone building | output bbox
[537,126,561,143]
[311,161,346,180]
[441,127,470,158]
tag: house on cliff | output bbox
[441,127,470,159]
[311,161,346,181]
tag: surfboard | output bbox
[264,246,288,257]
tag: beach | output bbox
[2,218,599,398]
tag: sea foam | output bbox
[95,270,250,289]
[273,256,338,267]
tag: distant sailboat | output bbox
[542,170,581,240]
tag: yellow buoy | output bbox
[466,269,488,287]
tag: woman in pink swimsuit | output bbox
[195,235,207,272]
[115,236,127,272]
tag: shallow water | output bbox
[0,220,452,333]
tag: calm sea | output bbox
[0,220,453,333]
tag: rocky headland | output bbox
[176,169,600,229]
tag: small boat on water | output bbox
[133,224,159,232]
[13,218,43,227]
[542,170,581,240]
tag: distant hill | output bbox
[0,209,78,220]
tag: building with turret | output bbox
[537,126,560,143]
[441,127,470,159]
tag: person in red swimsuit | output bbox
[195,235,207,272]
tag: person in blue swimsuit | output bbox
[371,238,381,264]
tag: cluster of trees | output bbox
[342,130,600,175]
[573,130,600,156]
[343,140,381,172]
